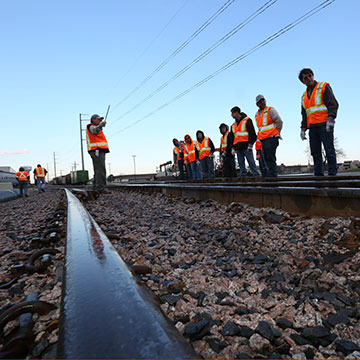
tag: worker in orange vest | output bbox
[184,134,202,180]
[196,130,215,179]
[15,167,30,197]
[219,123,236,178]
[33,164,48,193]
[299,68,338,176]
[172,138,185,180]
[255,139,268,177]
[255,95,283,178]
[86,114,109,193]
[231,106,259,177]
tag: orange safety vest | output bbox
[302,82,329,127]
[220,131,230,153]
[86,124,109,152]
[255,140,262,159]
[255,106,280,140]
[184,141,196,163]
[16,171,29,181]
[173,146,182,161]
[35,167,45,177]
[232,117,249,145]
[196,137,211,160]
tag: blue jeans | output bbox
[309,125,337,176]
[185,164,193,180]
[18,181,29,196]
[37,177,46,193]
[236,149,260,177]
[261,136,279,178]
[189,161,202,180]
[200,156,215,179]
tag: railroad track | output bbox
[107,175,360,218]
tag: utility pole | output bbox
[73,161,79,172]
[132,155,136,177]
[79,114,89,171]
[46,162,50,183]
[53,152,58,178]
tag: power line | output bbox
[109,0,336,136]
[111,0,277,125]
[110,0,236,112]
[106,0,191,98]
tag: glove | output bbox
[210,153,215,159]
[326,117,335,132]
[231,148,236,156]
[247,144,253,152]
[99,120,107,128]
[300,129,307,141]
[196,160,200,166]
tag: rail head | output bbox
[57,189,197,359]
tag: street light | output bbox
[132,155,136,177]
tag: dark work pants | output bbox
[261,136,279,178]
[309,125,337,176]
[178,159,185,180]
[222,156,236,178]
[90,151,107,192]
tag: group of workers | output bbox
[173,68,339,180]
[15,164,48,197]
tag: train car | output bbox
[0,170,18,187]
[70,170,89,184]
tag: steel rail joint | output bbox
[57,189,197,359]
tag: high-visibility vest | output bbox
[255,106,280,140]
[173,146,182,161]
[184,141,196,163]
[196,137,211,160]
[232,118,249,145]
[16,171,29,181]
[255,140,262,160]
[302,82,329,127]
[220,131,230,152]
[35,167,45,177]
[86,124,109,152]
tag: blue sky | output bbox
[1,0,359,178]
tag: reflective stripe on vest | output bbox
[184,142,196,163]
[174,146,181,161]
[302,82,329,127]
[196,137,211,160]
[220,131,229,151]
[232,118,249,144]
[16,171,29,181]
[86,124,109,152]
[35,167,45,177]
[255,106,280,140]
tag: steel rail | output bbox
[57,189,198,359]
[109,182,360,217]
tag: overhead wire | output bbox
[111,0,277,125]
[109,0,336,136]
[106,0,191,98]
[110,0,236,112]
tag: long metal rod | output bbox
[57,189,197,359]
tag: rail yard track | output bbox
[1,182,360,359]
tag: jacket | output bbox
[255,106,280,140]
[16,171,29,181]
[86,123,109,153]
[301,81,339,129]
[231,113,257,150]
[183,134,199,163]
[220,131,234,157]
[34,167,47,177]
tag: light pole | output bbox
[132,155,136,177]
[79,114,89,171]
